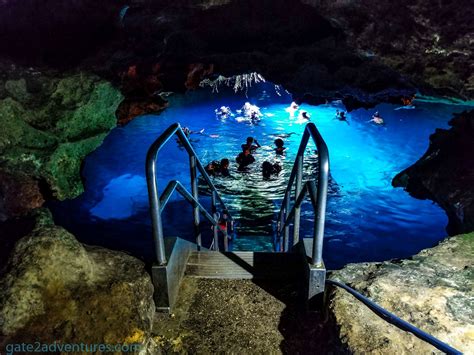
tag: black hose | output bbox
[326,279,462,355]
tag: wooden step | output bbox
[185,251,304,279]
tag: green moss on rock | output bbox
[55,80,122,140]
[45,134,107,199]
[0,70,123,207]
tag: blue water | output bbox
[50,82,473,269]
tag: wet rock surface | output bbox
[0,211,155,349]
[328,232,474,353]
[393,110,474,234]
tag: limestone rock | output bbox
[0,169,44,222]
[329,232,474,353]
[0,68,123,218]
[0,223,155,349]
[393,110,474,234]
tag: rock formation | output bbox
[0,210,155,350]
[0,65,123,221]
[393,110,474,234]
[329,232,474,353]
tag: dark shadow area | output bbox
[221,251,346,352]
[0,216,36,276]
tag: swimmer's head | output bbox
[221,158,229,168]
[274,138,284,148]
[246,137,254,144]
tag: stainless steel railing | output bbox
[146,123,233,265]
[277,122,329,266]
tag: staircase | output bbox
[185,250,304,280]
[147,123,328,312]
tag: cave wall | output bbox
[0,0,472,231]
[1,0,471,102]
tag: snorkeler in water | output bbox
[215,106,234,120]
[334,110,350,125]
[236,102,262,124]
[368,111,385,125]
[182,126,204,138]
[285,101,299,118]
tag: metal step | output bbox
[185,250,304,279]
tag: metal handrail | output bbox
[277,123,329,266]
[146,123,233,265]
[327,279,462,354]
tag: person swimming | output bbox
[236,147,255,171]
[369,111,384,125]
[334,110,349,124]
[267,132,297,139]
[262,161,282,179]
[274,138,286,155]
[285,101,299,118]
[219,158,231,177]
[297,110,311,121]
[205,160,220,177]
[182,126,204,138]
[205,158,231,177]
[236,102,262,123]
[241,137,261,152]
[215,106,233,120]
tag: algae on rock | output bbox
[0,70,123,219]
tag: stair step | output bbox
[185,251,303,279]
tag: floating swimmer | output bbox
[215,106,234,120]
[235,102,262,124]
[368,111,384,125]
[334,110,350,125]
[267,132,297,139]
[285,101,299,118]
[297,110,311,121]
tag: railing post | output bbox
[276,210,283,252]
[146,155,167,265]
[189,155,201,248]
[293,154,303,245]
[312,153,329,266]
[223,228,229,251]
[283,190,290,252]
[211,191,219,251]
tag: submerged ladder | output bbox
[145,122,460,354]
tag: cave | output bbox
[0,0,473,353]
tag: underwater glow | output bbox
[50,82,473,269]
